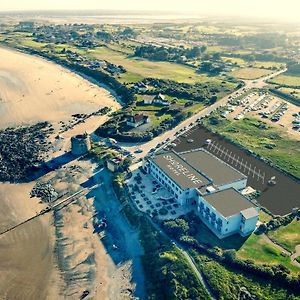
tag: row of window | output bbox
[151,163,183,196]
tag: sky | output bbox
[0,0,300,22]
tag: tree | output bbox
[212,52,221,61]
[209,95,218,104]
[186,46,201,59]
[96,31,112,42]
[121,27,137,38]
[200,45,207,53]
[223,249,236,262]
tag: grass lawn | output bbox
[259,211,273,223]
[222,56,247,66]
[19,38,48,49]
[278,87,300,100]
[269,75,300,87]
[237,234,300,274]
[88,46,215,83]
[203,116,300,178]
[191,253,298,300]
[230,67,273,80]
[268,219,300,253]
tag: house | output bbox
[143,95,155,105]
[127,114,149,128]
[135,82,148,92]
[107,156,124,173]
[180,55,187,62]
[153,93,169,106]
[143,93,169,106]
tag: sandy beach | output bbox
[0,46,120,128]
[0,46,144,299]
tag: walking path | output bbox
[262,233,300,267]
[291,244,300,264]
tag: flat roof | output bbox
[181,149,246,187]
[151,152,211,190]
[203,188,256,218]
[241,207,259,219]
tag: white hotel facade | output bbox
[145,149,259,239]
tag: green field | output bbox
[259,211,273,223]
[278,87,300,99]
[253,61,285,69]
[237,234,300,274]
[268,219,300,253]
[230,67,273,79]
[269,75,300,87]
[203,116,300,178]
[88,46,212,83]
[222,56,247,66]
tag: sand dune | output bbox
[0,47,120,128]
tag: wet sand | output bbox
[0,46,120,128]
[0,183,63,300]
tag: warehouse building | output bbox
[146,149,259,238]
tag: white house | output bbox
[143,93,169,106]
[127,114,149,128]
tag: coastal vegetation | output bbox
[112,174,211,300]
[191,253,300,300]
[161,213,300,297]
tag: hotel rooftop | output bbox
[151,149,246,191]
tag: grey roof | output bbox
[181,149,246,187]
[151,152,211,190]
[144,95,155,101]
[241,207,259,219]
[203,188,256,218]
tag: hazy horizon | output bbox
[0,0,300,23]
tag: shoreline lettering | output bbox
[163,155,202,185]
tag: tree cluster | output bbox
[134,45,205,62]
[142,78,228,103]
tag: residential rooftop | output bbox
[203,188,256,218]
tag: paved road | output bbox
[118,68,287,161]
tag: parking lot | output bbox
[225,90,300,137]
[126,169,191,220]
